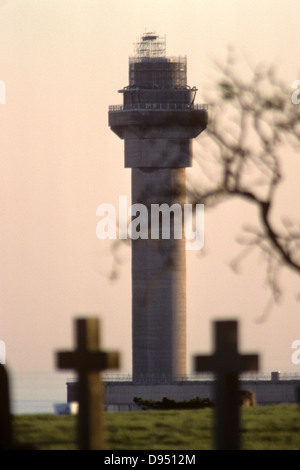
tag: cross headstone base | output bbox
[194,320,259,450]
[56,317,119,450]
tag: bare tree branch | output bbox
[190,51,300,306]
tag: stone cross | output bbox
[194,320,259,450]
[56,317,119,450]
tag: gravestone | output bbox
[0,364,38,449]
[194,320,259,450]
[56,317,119,450]
[0,364,13,449]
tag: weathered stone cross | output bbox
[56,317,119,450]
[194,320,259,450]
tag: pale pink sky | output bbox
[1,0,300,376]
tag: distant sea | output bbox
[9,370,74,415]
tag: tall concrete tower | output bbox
[109,33,207,383]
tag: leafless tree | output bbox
[188,50,300,312]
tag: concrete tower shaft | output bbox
[109,33,207,382]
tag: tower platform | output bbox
[66,373,300,410]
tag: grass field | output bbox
[12,405,300,450]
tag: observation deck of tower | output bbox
[109,32,207,383]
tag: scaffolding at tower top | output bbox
[133,32,166,59]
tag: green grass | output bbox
[241,405,300,450]
[12,405,300,450]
